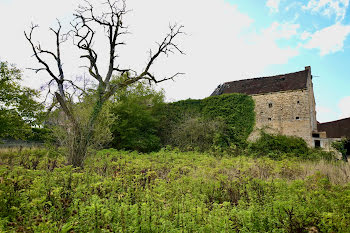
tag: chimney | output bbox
[305,66,311,72]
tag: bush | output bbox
[167,116,226,152]
[332,138,349,162]
[110,82,165,152]
[248,132,335,160]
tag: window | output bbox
[297,101,300,104]
[268,103,273,108]
[312,133,320,138]
[315,140,321,148]
[268,118,272,121]
[296,117,300,120]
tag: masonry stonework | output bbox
[249,89,314,146]
[211,66,318,147]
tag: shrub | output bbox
[167,116,226,152]
[332,138,349,162]
[110,82,165,152]
[249,132,310,159]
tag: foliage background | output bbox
[0,61,43,140]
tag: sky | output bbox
[0,0,349,123]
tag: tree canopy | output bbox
[0,61,43,139]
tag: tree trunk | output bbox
[67,98,104,167]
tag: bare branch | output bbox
[24,24,60,84]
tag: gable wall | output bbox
[248,89,314,146]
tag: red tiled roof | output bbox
[211,69,309,96]
[318,117,350,138]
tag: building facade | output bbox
[211,66,320,147]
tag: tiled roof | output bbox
[318,117,350,138]
[211,69,309,96]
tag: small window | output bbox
[268,118,272,121]
[297,101,300,104]
[315,140,321,148]
[268,103,273,108]
[296,117,300,120]
[312,133,320,138]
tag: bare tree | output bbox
[25,0,184,167]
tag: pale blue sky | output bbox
[230,0,350,122]
[0,0,349,122]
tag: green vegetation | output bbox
[0,61,43,140]
[332,138,349,162]
[1,149,350,232]
[162,93,255,151]
[110,82,165,153]
[248,132,335,161]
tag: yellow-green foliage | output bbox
[1,148,350,232]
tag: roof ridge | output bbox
[318,117,350,125]
[224,69,307,84]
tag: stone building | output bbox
[211,66,321,147]
[318,117,350,156]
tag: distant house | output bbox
[318,118,350,156]
[211,66,330,149]
[318,117,350,139]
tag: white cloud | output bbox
[317,105,338,122]
[303,23,350,55]
[285,2,302,11]
[263,22,300,39]
[338,96,350,118]
[301,31,312,40]
[303,0,349,22]
[266,0,281,13]
[0,0,300,101]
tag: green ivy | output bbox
[162,93,255,148]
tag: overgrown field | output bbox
[1,149,350,232]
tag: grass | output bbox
[1,148,350,232]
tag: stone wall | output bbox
[248,89,314,146]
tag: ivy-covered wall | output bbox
[162,93,255,147]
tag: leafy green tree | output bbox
[0,61,43,139]
[110,82,165,152]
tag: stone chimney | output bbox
[305,66,312,79]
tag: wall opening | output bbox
[312,133,320,138]
[345,140,350,156]
[315,140,321,148]
[269,103,273,108]
[268,118,272,121]
[296,117,300,120]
